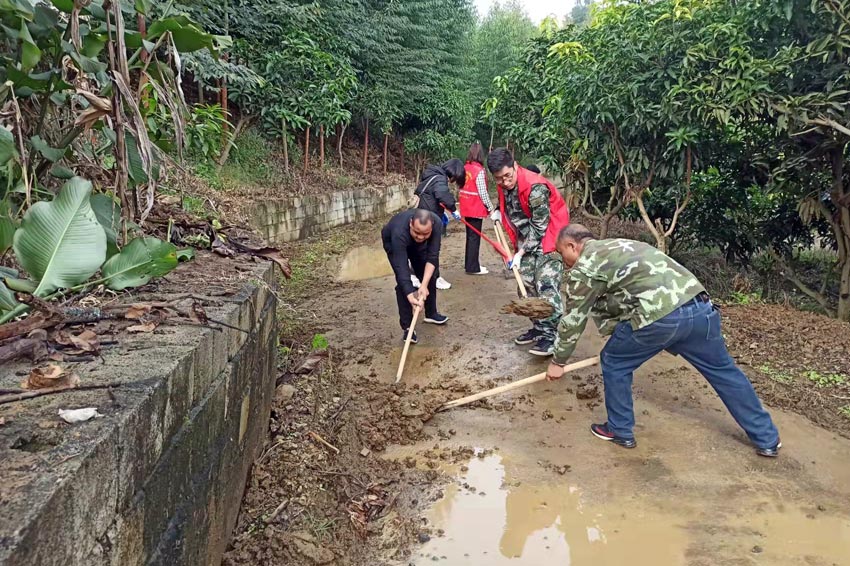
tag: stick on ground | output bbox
[439,356,601,411]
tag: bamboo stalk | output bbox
[439,356,601,411]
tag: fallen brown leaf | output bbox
[127,322,158,333]
[69,329,99,352]
[189,301,209,325]
[125,304,152,320]
[294,350,329,374]
[21,364,81,390]
[251,248,293,279]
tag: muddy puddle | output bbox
[336,245,393,281]
[413,452,850,565]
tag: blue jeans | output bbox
[600,298,779,449]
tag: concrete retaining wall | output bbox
[0,260,279,566]
[251,184,413,244]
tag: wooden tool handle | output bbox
[494,222,528,299]
[395,305,421,383]
[439,356,601,410]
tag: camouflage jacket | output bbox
[553,238,706,363]
[503,184,549,254]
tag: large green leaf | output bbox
[0,214,16,255]
[12,177,106,296]
[90,193,121,258]
[30,135,66,162]
[18,17,41,71]
[102,236,177,291]
[0,126,18,165]
[0,280,17,311]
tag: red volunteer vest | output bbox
[459,161,489,218]
[498,167,570,254]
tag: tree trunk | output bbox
[383,133,389,174]
[489,124,495,152]
[219,75,228,147]
[338,123,347,169]
[319,125,325,169]
[634,191,667,252]
[303,126,310,175]
[838,259,850,321]
[362,118,369,175]
[197,79,204,104]
[600,213,613,239]
[830,146,850,321]
[281,119,289,173]
[400,139,404,176]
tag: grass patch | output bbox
[758,364,795,384]
[803,370,847,388]
[840,406,850,420]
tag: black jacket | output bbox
[415,165,457,215]
[381,209,442,296]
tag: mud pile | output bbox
[500,297,555,319]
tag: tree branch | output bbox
[769,248,836,317]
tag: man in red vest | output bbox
[487,148,570,356]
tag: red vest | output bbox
[459,161,489,218]
[498,167,570,254]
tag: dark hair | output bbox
[557,224,596,243]
[466,142,485,165]
[412,208,435,226]
[486,147,514,174]
[526,164,541,174]
[441,158,465,184]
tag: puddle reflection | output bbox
[336,245,393,281]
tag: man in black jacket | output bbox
[414,158,464,290]
[382,209,449,343]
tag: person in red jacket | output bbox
[488,148,570,356]
[459,143,495,275]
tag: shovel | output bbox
[395,305,421,383]
[438,356,601,411]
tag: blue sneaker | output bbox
[423,313,448,325]
[402,329,418,344]
[590,423,637,449]
[756,440,781,458]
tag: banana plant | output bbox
[0,176,189,324]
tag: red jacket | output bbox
[498,167,570,254]
[459,161,489,218]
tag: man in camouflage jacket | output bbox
[545,224,781,458]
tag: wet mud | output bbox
[231,220,850,565]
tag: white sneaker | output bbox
[467,266,489,275]
[411,274,421,288]
[436,276,451,290]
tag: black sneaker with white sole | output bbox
[528,337,554,357]
[402,329,419,344]
[514,329,541,345]
[590,423,637,449]
[755,440,781,458]
[423,313,448,325]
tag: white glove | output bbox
[508,250,524,270]
[452,210,461,221]
[490,209,501,223]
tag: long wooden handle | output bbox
[395,305,421,383]
[494,222,528,298]
[439,356,601,411]
[512,265,528,298]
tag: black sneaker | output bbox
[590,423,637,449]
[756,440,781,458]
[514,329,541,345]
[402,329,418,344]
[529,337,554,357]
[423,313,448,325]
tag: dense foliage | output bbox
[485,0,850,321]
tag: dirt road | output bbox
[310,222,850,565]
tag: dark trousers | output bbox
[389,250,438,330]
[600,298,779,449]
[464,217,483,273]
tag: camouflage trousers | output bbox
[518,252,564,340]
